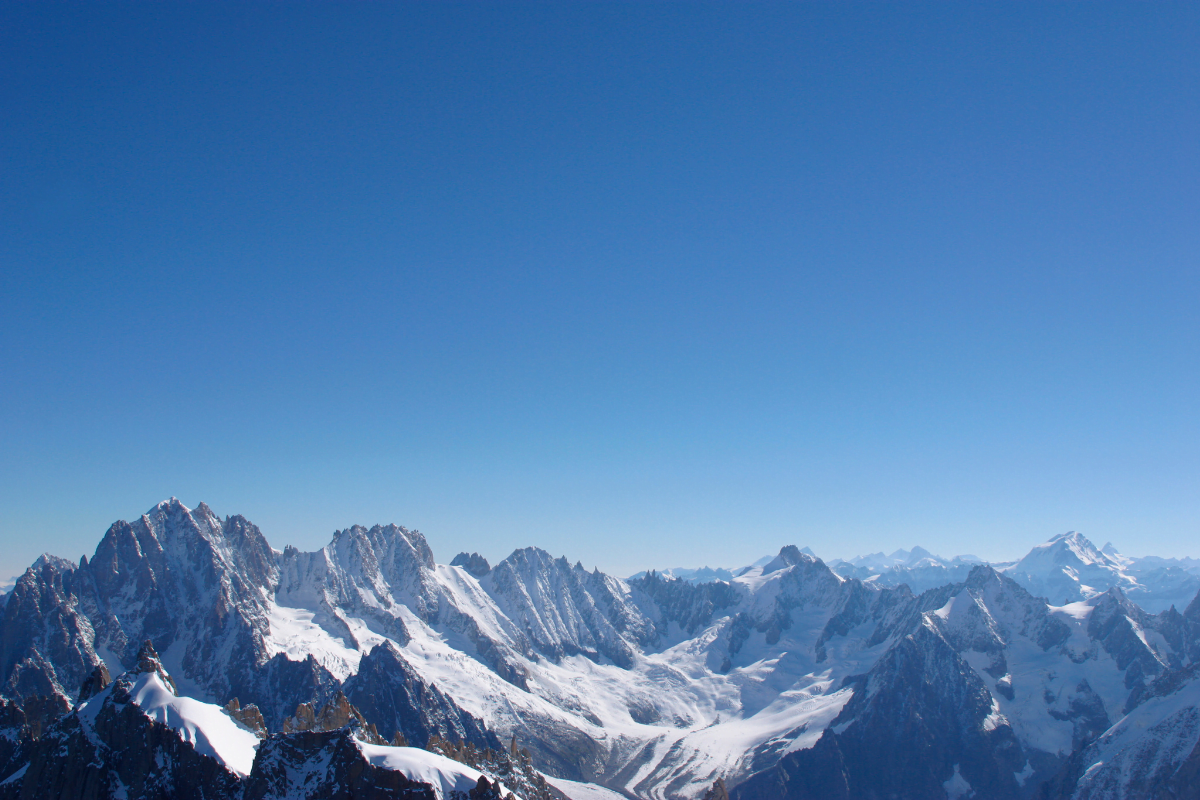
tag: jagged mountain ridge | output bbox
[2,500,1200,800]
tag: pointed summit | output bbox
[135,640,177,694]
[450,552,491,577]
[908,545,934,561]
[76,663,111,704]
[762,545,806,574]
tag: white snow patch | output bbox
[546,776,629,800]
[943,763,972,799]
[981,697,1006,732]
[357,742,521,800]
[0,764,27,786]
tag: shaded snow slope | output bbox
[359,742,522,800]
[546,776,631,800]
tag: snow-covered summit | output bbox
[1004,531,1140,606]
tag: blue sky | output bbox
[2,3,1198,581]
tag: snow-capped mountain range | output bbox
[2,499,1200,800]
[649,533,1200,613]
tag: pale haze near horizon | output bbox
[2,4,1198,583]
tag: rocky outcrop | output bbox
[0,698,29,784]
[75,664,110,704]
[224,698,268,738]
[451,553,491,578]
[282,691,386,744]
[701,778,729,800]
[244,728,437,800]
[427,733,556,800]
[227,652,342,731]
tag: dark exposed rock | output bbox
[628,572,740,637]
[427,733,556,800]
[1088,589,1168,690]
[75,664,110,704]
[224,698,268,738]
[0,698,30,783]
[134,640,177,693]
[451,553,491,578]
[227,651,341,731]
[702,777,730,800]
[14,695,68,741]
[282,691,386,744]
[243,728,437,800]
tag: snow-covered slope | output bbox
[121,670,260,775]
[359,742,520,800]
[1065,675,1200,799]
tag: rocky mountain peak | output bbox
[329,523,437,575]
[761,545,811,574]
[76,663,111,704]
[964,563,1003,589]
[134,640,177,694]
[452,552,492,577]
[1185,586,1200,623]
[29,554,76,573]
[1047,531,1110,566]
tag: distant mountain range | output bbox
[1,500,1199,799]
[640,532,1200,613]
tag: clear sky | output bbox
[2,2,1198,583]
